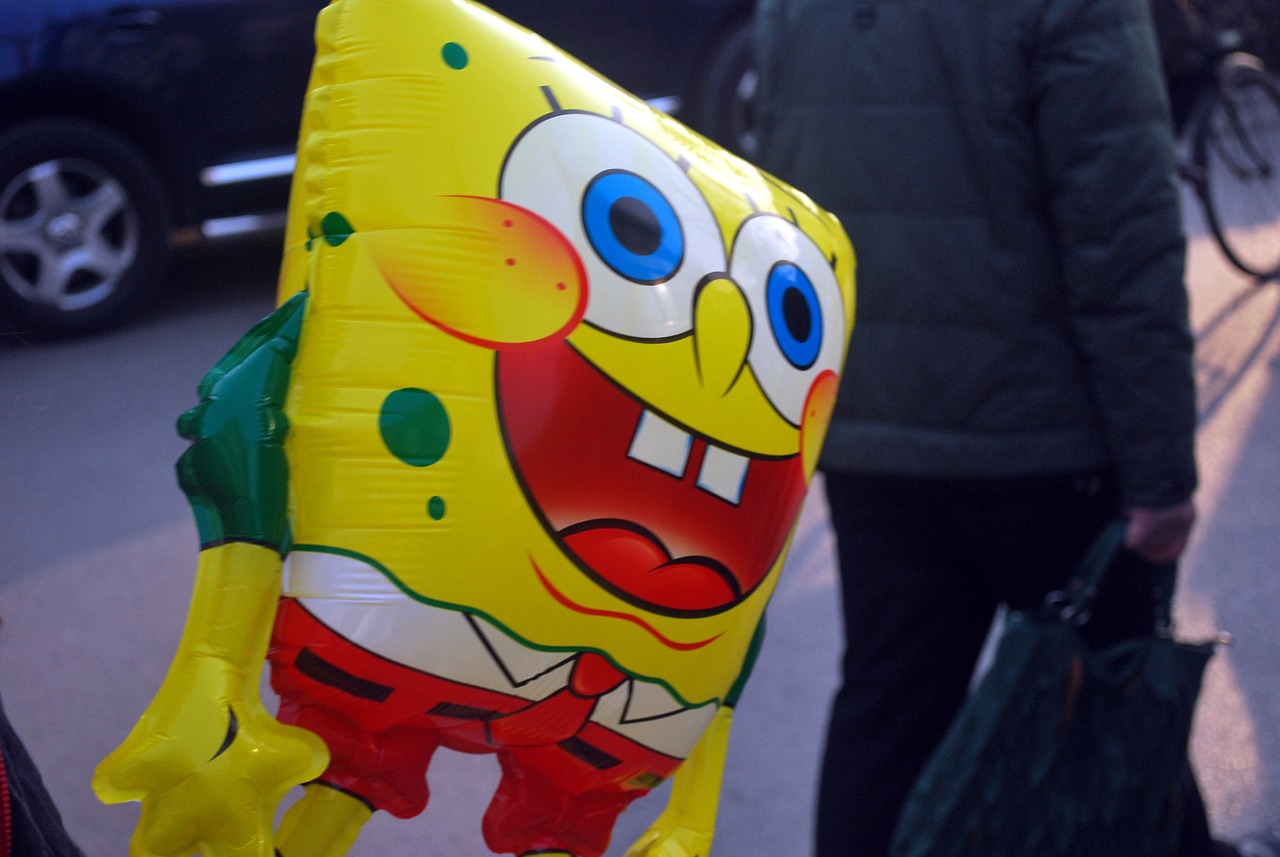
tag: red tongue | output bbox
[560,523,739,613]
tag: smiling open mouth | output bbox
[495,340,807,617]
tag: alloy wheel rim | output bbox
[0,157,139,312]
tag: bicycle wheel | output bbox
[1193,57,1280,279]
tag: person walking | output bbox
[753,0,1247,854]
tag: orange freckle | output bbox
[505,258,516,266]
[556,282,566,290]
[503,220,514,228]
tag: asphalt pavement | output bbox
[0,192,1277,855]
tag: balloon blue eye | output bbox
[582,171,684,283]
[767,263,823,369]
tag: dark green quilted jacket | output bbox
[754,0,1198,508]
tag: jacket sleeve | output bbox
[0,694,87,857]
[1030,0,1198,508]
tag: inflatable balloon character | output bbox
[94,0,856,855]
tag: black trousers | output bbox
[815,470,1214,857]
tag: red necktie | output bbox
[488,652,627,746]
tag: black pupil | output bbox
[609,196,662,256]
[782,286,812,342]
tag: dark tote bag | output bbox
[890,521,1218,857]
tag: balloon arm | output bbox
[93,542,328,857]
[624,705,734,857]
[94,295,324,854]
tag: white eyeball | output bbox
[731,214,847,424]
[500,112,726,340]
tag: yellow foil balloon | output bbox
[95,1,856,855]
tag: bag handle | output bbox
[1045,519,1129,624]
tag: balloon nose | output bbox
[693,275,751,398]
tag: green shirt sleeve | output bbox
[175,291,308,550]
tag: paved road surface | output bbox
[1,192,1276,854]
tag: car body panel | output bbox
[0,0,324,230]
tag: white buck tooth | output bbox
[628,410,692,477]
[698,445,749,505]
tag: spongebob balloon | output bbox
[94,0,856,855]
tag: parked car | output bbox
[0,0,754,337]
[0,0,326,336]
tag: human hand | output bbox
[1124,500,1197,564]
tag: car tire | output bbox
[690,18,758,160]
[0,118,171,337]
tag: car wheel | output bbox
[0,118,170,337]
[690,18,758,160]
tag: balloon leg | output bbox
[276,783,373,857]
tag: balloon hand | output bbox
[93,656,328,857]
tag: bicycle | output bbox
[1171,12,1280,282]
